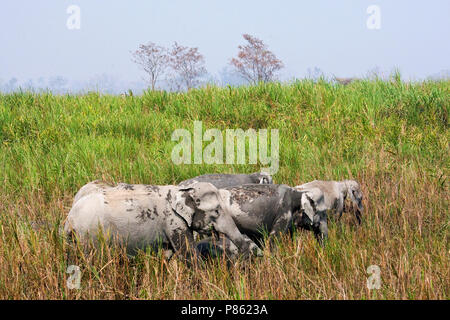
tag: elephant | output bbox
[195,183,327,258]
[64,180,261,261]
[295,180,364,224]
[178,172,273,189]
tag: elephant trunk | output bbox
[214,213,262,257]
[355,208,362,225]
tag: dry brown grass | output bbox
[0,157,447,299]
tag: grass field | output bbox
[0,79,448,299]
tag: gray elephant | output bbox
[295,180,364,224]
[196,183,327,258]
[64,180,261,260]
[179,173,327,242]
[178,172,273,189]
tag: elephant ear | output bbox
[187,182,222,212]
[301,193,315,225]
[172,182,222,227]
[171,188,196,227]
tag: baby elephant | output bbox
[295,180,364,224]
[178,172,273,189]
[64,180,260,260]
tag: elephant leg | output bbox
[165,228,201,265]
[354,209,362,225]
[214,213,262,258]
[267,211,293,249]
[313,211,328,246]
[335,206,344,221]
[335,197,345,221]
[163,249,174,260]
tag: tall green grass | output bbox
[0,79,448,299]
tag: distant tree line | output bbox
[0,76,70,94]
[2,31,448,94]
[131,34,284,91]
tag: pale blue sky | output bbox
[0,0,449,88]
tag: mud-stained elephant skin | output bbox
[196,183,327,258]
[178,172,273,189]
[223,184,315,245]
[64,180,259,260]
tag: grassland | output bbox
[0,79,448,299]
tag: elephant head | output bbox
[171,182,261,257]
[343,180,364,224]
[172,182,221,232]
[250,172,273,184]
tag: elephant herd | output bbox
[64,172,364,261]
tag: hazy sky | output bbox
[1,0,449,85]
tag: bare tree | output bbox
[230,34,284,84]
[131,42,169,90]
[169,42,207,90]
